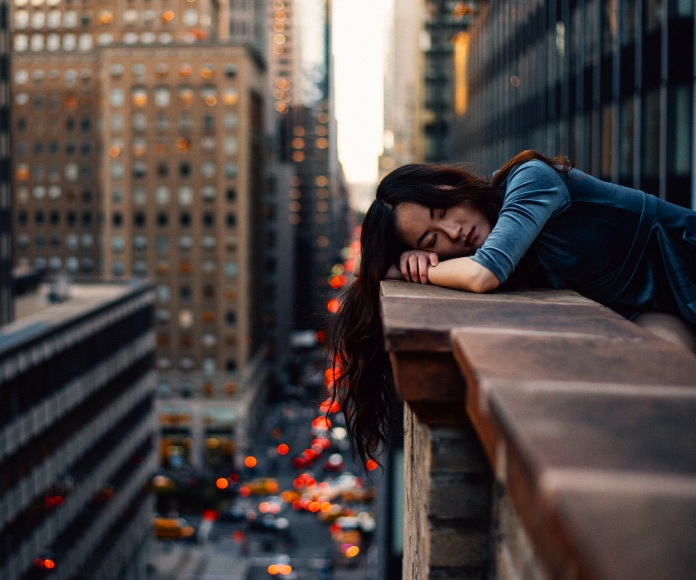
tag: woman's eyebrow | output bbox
[416,208,435,247]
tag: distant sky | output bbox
[331,0,392,185]
[295,0,391,185]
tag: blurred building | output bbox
[0,280,156,579]
[9,0,273,470]
[0,0,12,326]
[421,0,477,163]
[453,0,695,209]
[380,0,427,177]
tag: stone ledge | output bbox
[380,280,696,579]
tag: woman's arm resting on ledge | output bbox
[427,257,500,293]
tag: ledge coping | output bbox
[380,280,696,580]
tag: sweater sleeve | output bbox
[470,160,571,283]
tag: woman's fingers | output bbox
[399,251,439,283]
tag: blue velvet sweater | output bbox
[470,160,696,323]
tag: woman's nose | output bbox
[442,222,460,240]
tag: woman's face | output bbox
[395,201,491,259]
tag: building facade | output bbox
[0,280,156,580]
[454,0,695,209]
[9,0,274,470]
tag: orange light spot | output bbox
[216,477,229,490]
[320,502,332,512]
[315,330,326,343]
[366,459,379,471]
[292,499,303,510]
[327,298,340,313]
[308,501,321,512]
[268,564,280,575]
[244,456,257,468]
[277,443,289,455]
[44,559,56,569]
[345,545,360,558]
[239,486,250,498]
[279,564,293,575]
[232,530,245,542]
[259,502,271,513]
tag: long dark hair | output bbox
[328,150,571,466]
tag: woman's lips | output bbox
[465,227,476,247]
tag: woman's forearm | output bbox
[427,257,500,293]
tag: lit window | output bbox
[63,10,77,28]
[178,187,193,205]
[224,262,238,278]
[202,186,216,201]
[14,35,28,52]
[123,10,138,24]
[179,236,193,250]
[98,10,113,24]
[222,89,238,105]
[155,87,170,107]
[183,9,197,25]
[179,87,194,105]
[30,34,44,51]
[46,34,60,51]
[98,34,113,46]
[156,186,170,204]
[111,236,125,252]
[65,163,79,181]
[201,161,215,178]
[224,137,238,155]
[78,34,92,51]
[224,112,238,128]
[15,11,29,29]
[132,87,147,107]
[162,10,175,23]
[110,88,124,107]
[225,163,237,179]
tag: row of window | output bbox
[17,140,94,157]
[13,62,236,87]
[16,210,238,228]
[111,112,239,132]
[110,161,239,180]
[13,255,240,277]
[156,356,236,373]
[14,8,203,30]
[109,86,239,108]
[15,160,239,182]
[13,31,210,51]
[16,255,96,272]
[13,185,236,204]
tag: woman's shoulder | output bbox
[508,158,560,179]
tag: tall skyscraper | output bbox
[10,0,270,470]
[453,0,695,210]
[380,0,426,176]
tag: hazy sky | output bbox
[332,0,392,185]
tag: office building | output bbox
[10,0,272,469]
[422,0,477,162]
[0,280,156,579]
[454,0,695,209]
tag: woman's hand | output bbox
[398,250,439,284]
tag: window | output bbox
[110,88,124,107]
